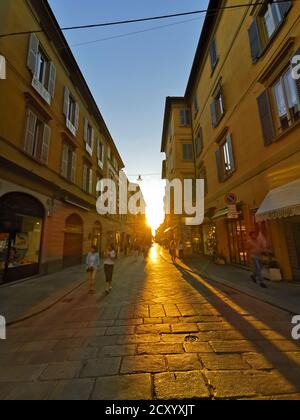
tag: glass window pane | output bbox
[274,81,287,117]
[284,69,299,109]
[264,9,275,38]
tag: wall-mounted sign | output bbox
[227,204,239,219]
[225,193,238,205]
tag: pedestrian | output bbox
[134,244,140,262]
[104,244,117,294]
[246,231,269,289]
[142,245,149,261]
[86,245,100,295]
[178,241,184,260]
[169,240,177,264]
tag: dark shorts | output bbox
[104,264,114,283]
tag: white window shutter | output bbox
[27,33,39,74]
[24,110,37,155]
[89,168,93,194]
[83,118,88,143]
[71,151,77,183]
[48,62,56,98]
[41,124,51,164]
[75,103,80,130]
[63,86,70,118]
[61,144,68,178]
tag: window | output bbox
[257,65,300,145]
[211,87,225,128]
[27,34,56,104]
[210,39,218,71]
[63,87,79,135]
[61,143,76,183]
[83,118,94,156]
[194,95,199,114]
[97,139,105,169]
[198,165,208,196]
[182,144,194,161]
[107,146,112,160]
[273,68,300,130]
[195,127,204,156]
[215,135,235,182]
[180,109,191,127]
[248,1,292,63]
[24,109,51,164]
[83,163,93,194]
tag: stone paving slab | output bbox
[1,246,300,400]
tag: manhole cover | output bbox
[185,335,199,343]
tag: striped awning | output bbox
[256,179,300,222]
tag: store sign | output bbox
[225,193,238,205]
[227,204,239,219]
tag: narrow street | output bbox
[1,245,300,400]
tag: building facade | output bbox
[161,0,300,281]
[0,0,140,283]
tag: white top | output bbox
[104,250,116,265]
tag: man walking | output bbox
[246,231,269,289]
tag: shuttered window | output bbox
[83,164,93,194]
[257,91,275,145]
[195,127,204,156]
[83,118,94,156]
[215,135,236,182]
[248,1,292,63]
[211,87,225,128]
[63,87,80,136]
[27,34,56,103]
[61,143,76,183]
[182,144,194,161]
[210,39,218,71]
[24,109,51,164]
[180,109,191,126]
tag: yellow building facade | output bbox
[0,0,136,282]
[162,0,300,281]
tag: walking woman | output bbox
[86,245,100,295]
[169,241,177,264]
[104,244,116,294]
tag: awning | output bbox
[256,179,300,222]
[211,208,229,220]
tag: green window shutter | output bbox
[257,91,275,146]
[248,18,262,63]
[215,149,224,183]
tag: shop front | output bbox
[256,179,300,281]
[0,192,44,283]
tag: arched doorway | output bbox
[92,221,102,255]
[63,214,83,268]
[0,193,45,283]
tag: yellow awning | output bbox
[256,179,300,222]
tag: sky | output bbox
[48,0,208,232]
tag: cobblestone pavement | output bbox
[1,245,300,400]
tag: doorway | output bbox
[227,219,248,266]
[63,214,83,268]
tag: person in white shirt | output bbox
[86,246,100,295]
[104,244,116,294]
